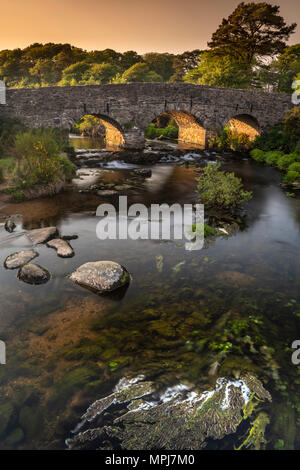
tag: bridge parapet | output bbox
[1,83,293,149]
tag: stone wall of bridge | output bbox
[0,83,293,149]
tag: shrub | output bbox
[250,148,265,163]
[145,123,178,140]
[0,117,26,156]
[56,156,76,180]
[196,163,252,209]
[253,108,300,154]
[288,162,300,173]
[283,107,300,152]
[264,151,283,165]
[277,153,300,171]
[209,127,251,152]
[284,171,300,183]
[13,129,63,187]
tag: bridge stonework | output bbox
[0,83,293,149]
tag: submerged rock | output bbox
[27,226,58,245]
[69,261,130,294]
[67,374,271,450]
[46,238,74,258]
[4,249,39,269]
[18,264,50,285]
[4,219,16,233]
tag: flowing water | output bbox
[0,143,300,449]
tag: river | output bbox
[0,140,299,449]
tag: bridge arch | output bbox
[225,114,261,141]
[73,113,125,149]
[145,110,206,148]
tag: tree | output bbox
[119,51,143,71]
[208,2,296,66]
[143,53,175,81]
[29,59,60,86]
[272,44,300,92]
[170,50,203,82]
[85,63,121,84]
[59,61,90,85]
[183,51,252,88]
[122,63,163,82]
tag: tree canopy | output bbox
[208,2,296,65]
[0,4,298,93]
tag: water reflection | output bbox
[0,155,299,449]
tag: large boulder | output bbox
[4,250,39,269]
[46,238,74,258]
[26,227,58,245]
[4,219,16,233]
[18,264,50,285]
[69,261,130,294]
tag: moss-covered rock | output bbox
[67,374,271,450]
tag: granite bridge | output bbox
[0,82,293,150]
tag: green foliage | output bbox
[284,170,300,183]
[12,129,73,188]
[122,62,163,83]
[184,52,252,88]
[268,44,300,93]
[55,156,76,180]
[76,115,105,137]
[143,53,175,81]
[250,148,266,162]
[0,116,25,156]
[192,223,218,237]
[277,153,300,171]
[208,2,296,66]
[145,123,178,140]
[196,163,252,209]
[288,162,300,173]
[284,107,300,149]
[253,108,300,154]
[210,126,252,152]
[264,151,284,165]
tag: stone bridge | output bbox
[0,83,293,149]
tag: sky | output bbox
[0,0,299,54]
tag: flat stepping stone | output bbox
[46,238,74,258]
[4,220,16,233]
[4,249,39,269]
[27,227,58,245]
[18,264,50,285]
[114,185,132,191]
[69,261,130,294]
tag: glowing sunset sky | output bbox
[0,0,299,53]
